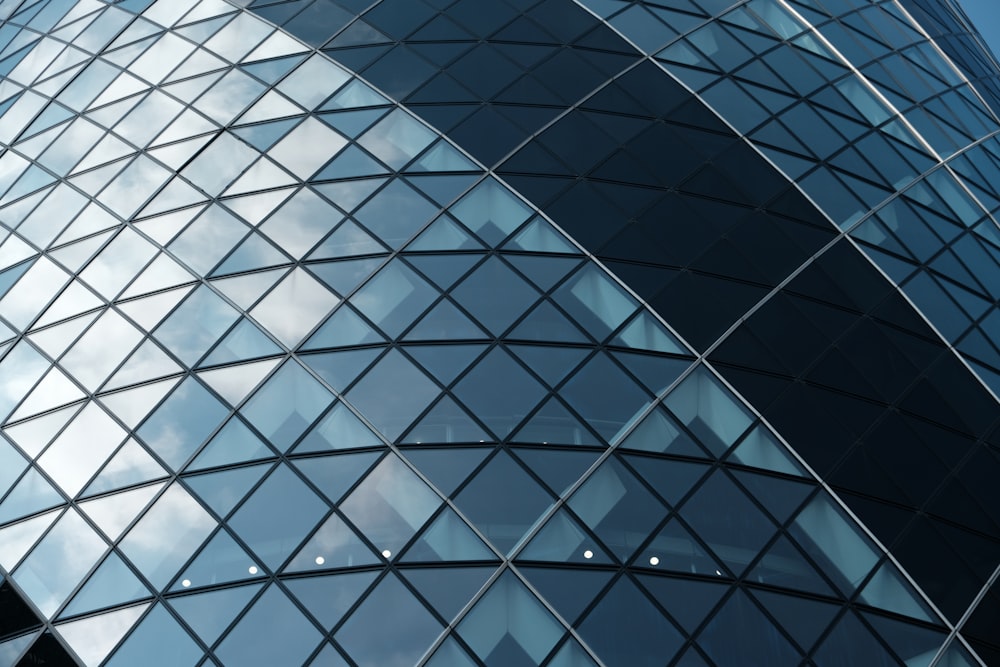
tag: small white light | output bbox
[181,579,191,588]
[649,556,660,566]
[715,570,722,576]
[315,556,325,565]
[382,549,392,559]
[583,550,594,559]
[248,566,258,575]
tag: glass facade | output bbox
[0,0,997,665]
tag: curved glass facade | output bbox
[0,0,997,665]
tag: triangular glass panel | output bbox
[519,507,615,565]
[0,468,64,525]
[858,560,935,622]
[406,214,483,251]
[402,395,490,444]
[306,219,386,260]
[301,304,384,351]
[320,79,389,111]
[283,512,379,573]
[569,457,667,562]
[211,267,287,310]
[503,216,579,254]
[197,358,281,407]
[231,118,299,151]
[218,188,295,228]
[811,611,900,666]
[453,346,547,439]
[211,232,292,276]
[619,406,705,457]
[169,583,262,646]
[788,494,879,596]
[402,566,495,623]
[335,573,442,667]
[750,589,840,655]
[509,345,587,388]
[199,318,282,367]
[696,589,802,666]
[171,528,264,592]
[451,178,533,245]
[612,310,687,355]
[401,446,489,497]
[454,451,553,555]
[184,463,271,519]
[137,376,228,470]
[636,575,728,636]
[317,108,388,139]
[510,396,601,447]
[745,534,836,596]
[306,257,384,297]
[664,367,754,456]
[451,256,540,336]
[284,571,378,630]
[676,470,778,576]
[292,451,380,505]
[424,636,478,667]
[407,137,478,172]
[405,253,482,290]
[3,402,80,459]
[186,416,274,471]
[731,470,813,525]
[547,638,600,667]
[0,631,38,666]
[512,447,598,497]
[407,174,480,207]
[640,518,727,577]
[0,509,59,570]
[399,506,496,563]
[350,258,439,339]
[292,402,383,453]
[727,424,807,477]
[339,454,442,558]
[611,351,690,395]
[57,603,150,667]
[300,348,382,393]
[510,300,590,343]
[458,571,565,665]
[103,338,181,391]
[61,552,150,618]
[240,55,305,85]
[312,144,388,180]
[312,177,386,214]
[625,454,710,508]
[84,438,168,496]
[228,463,329,569]
[405,344,484,387]
[308,643,351,667]
[79,482,163,542]
[862,611,948,667]
[213,585,322,667]
[505,254,582,293]
[104,604,203,667]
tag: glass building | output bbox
[0,0,999,664]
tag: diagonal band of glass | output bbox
[0,0,997,665]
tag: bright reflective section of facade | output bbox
[0,0,997,665]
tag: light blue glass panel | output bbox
[357,108,436,169]
[294,402,382,453]
[790,494,879,595]
[350,259,437,338]
[0,342,49,421]
[200,318,282,367]
[664,367,753,455]
[284,571,378,630]
[119,484,216,589]
[171,528,262,592]
[228,464,328,569]
[241,360,333,451]
[154,285,240,366]
[61,552,150,618]
[336,573,442,667]
[0,467,62,524]
[459,570,563,665]
[284,512,379,572]
[451,177,533,245]
[14,509,106,618]
[340,453,440,558]
[188,417,274,471]
[138,377,228,470]
[554,264,636,339]
[105,604,203,667]
[346,349,439,442]
[169,582,262,646]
